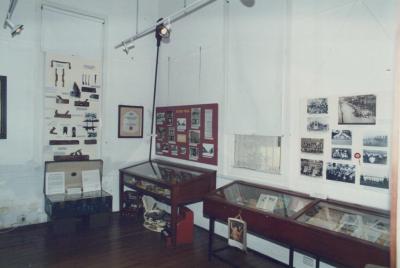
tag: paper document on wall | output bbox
[204,109,213,140]
[45,172,66,195]
[82,169,101,192]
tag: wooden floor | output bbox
[0,214,286,268]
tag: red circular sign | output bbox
[354,152,361,159]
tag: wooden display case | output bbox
[119,159,216,245]
[203,181,389,268]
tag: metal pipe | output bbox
[7,0,18,19]
[115,0,216,49]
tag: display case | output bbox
[120,159,216,245]
[203,181,389,268]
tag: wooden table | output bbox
[120,159,216,245]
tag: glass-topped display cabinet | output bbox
[204,181,389,268]
[120,159,216,245]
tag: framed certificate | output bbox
[118,105,143,138]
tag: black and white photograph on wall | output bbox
[180,146,187,155]
[228,217,247,251]
[300,159,323,177]
[307,117,329,132]
[156,127,166,141]
[177,118,187,132]
[156,142,162,154]
[332,148,352,160]
[167,127,175,143]
[301,138,324,154]
[189,146,199,160]
[166,111,174,126]
[360,174,389,189]
[156,112,165,125]
[363,134,388,147]
[202,143,214,158]
[191,108,201,129]
[189,130,200,144]
[162,143,169,153]
[363,150,387,165]
[170,144,178,156]
[332,129,352,145]
[307,98,328,114]
[338,94,376,125]
[0,75,6,139]
[326,163,356,183]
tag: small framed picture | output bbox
[118,105,143,138]
[228,217,247,251]
[0,75,7,139]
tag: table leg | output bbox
[208,217,215,261]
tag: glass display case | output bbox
[203,180,390,268]
[120,159,216,246]
[297,201,389,248]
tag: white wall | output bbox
[0,0,158,228]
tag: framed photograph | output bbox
[307,98,328,114]
[300,159,323,177]
[331,130,352,145]
[0,75,7,139]
[307,117,329,132]
[360,174,389,189]
[202,143,214,158]
[228,217,247,251]
[301,138,324,154]
[118,105,143,138]
[326,163,356,183]
[363,134,388,147]
[332,148,352,160]
[363,150,387,165]
[338,94,376,125]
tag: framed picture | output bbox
[118,105,143,138]
[338,94,376,125]
[228,217,247,251]
[0,76,6,139]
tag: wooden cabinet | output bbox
[203,180,389,268]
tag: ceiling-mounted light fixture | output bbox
[156,18,171,40]
[3,0,24,38]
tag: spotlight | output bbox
[155,18,171,46]
[122,42,135,55]
[3,18,23,37]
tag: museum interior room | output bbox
[0,0,399,267]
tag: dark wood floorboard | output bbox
[0,214,286,268]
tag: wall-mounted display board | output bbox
[155,103,218,165]
[43,53,102,161]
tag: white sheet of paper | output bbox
[45,172,65,195]
[82,169,101,192]
[204,109,213,140]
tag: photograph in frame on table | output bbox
[338,94,376,125]
[307,117,329,132]
[307,98,328,114]
[331,130,352,145]
[118,105,143,138]
[202,143,214,158]
[177,118,187,132]
[301,138,324,154]
[363,150,387,165]
[326,163,356,183]
[300,159,323,177]
[0,75,6,139]
[228,217,247,251]
[332,148,352,160]
[363,134,388,147]
[360,174,389,189]
[191,108,201,129]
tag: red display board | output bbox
[155,103,218,165]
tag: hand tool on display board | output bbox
[54,110,71,119]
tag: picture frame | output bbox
[118,105,143,138]
[0,76,6,139]
[228,217,247,251]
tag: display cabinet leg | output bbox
[208,218,215,261]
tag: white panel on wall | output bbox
[41,5,104,59]
[226,0,286,136]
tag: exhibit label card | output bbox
[45,172,66,195]
[82,169,101,192]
